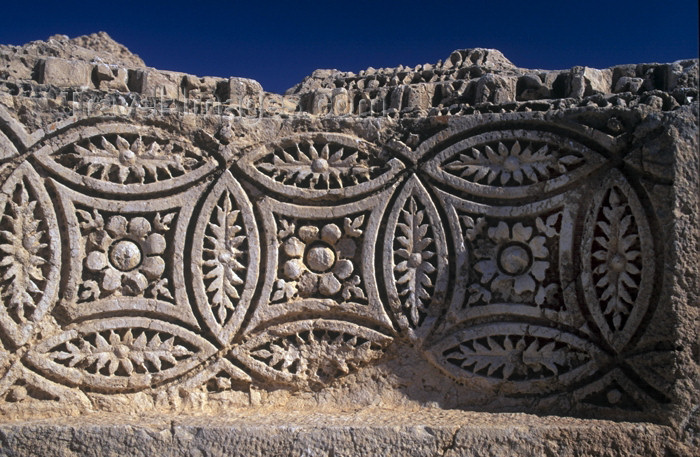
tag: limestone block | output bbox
[102,66,129,92]
[569,66,613,97]
[221,77,263,103]
[475,73,516,103]
[404,83,435,110]
[36,57,92,88]
[614,76,645,93]
[92,63,114,82]
[126,69,181,98]
[0,411,693,457]
[516,74,550,100]
[181,74,200,91]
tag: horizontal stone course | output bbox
[0,410,694,457]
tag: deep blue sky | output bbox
[1,1,697,93]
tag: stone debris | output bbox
[0,32,697,456]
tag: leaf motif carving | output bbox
[192,171,259,346]
[204,192,247,324]
[34,124,217,195]
[384,176,447,337]
[25,318,216,391]
[59,134,203,184]
[240,133,405,201]
[442,140,583,186]
[0,163,60,346]
[51,329,191,376]
[0,182,47,321]
[448,335,585,380]
[257,141,372,188]
[428,323,602,394]
[233,320,392,388]
[581,171,655,352]
[422,129,607,198]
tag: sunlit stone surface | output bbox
[0,32,696,456]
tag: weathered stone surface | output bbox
[37,57,92,88]
[0,32,697,456]
[0,410,695,457]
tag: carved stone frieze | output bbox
[0,35,697,439]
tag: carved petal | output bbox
[428,323,603,395]
[232,320,392,388]
[191,171,259,346]
[383,175,448,338]
[422,129,607,199]
[24,318,216,392]
[0,162,60,346]
[580,170,655,352]
[33,123,217,195]
[238,133,405,201]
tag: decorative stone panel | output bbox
[0,33,697,455]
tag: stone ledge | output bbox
[0,410,692,457]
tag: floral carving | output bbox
[241,133,405,201]
[191,171,259,346]
[443,140,583,186]
[78,210,175,301]
[429,324,601,393]
[422,129,607,199]
[274,216,366,302]
[54,134,205,185]
[0,106,668,416]
[467,218,559,306]
[384,175,448,335]
[0,182,50,323]
[25,318,217,391]
[233,320,391,388]
[0,163,60,346]
[590,188,642,331]
[257,140,381,189]
[394,197,436,326]
[251,191,395,331]
[51,329,192,376]
[203,191,248,325]
[581,172,654,352]
[443,334,588,380]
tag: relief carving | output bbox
[580,169,655,352]
[34,123,218,195]
[0,81,684,423]
[0,163,60,347]
[238,133,405,201]
[191,170,259,346]
[428,323,602,394]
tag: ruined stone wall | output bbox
[0,33,697,456]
